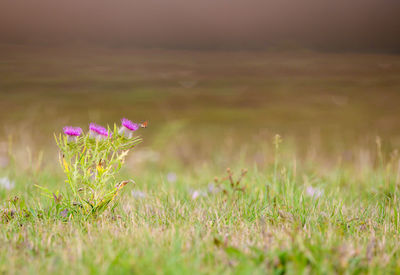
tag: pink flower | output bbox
[121,118,139,131]
[189,189,208,200]
[89,123,110,138]
[119,118,139,138]
[306,186,323,198]
[63,126,82,137]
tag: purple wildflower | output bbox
[89,123,110,137]
[119,118,139,138]
[121,118,139,131]
[63,126,82,137]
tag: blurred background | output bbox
[0,0,400,172]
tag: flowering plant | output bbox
[42,118,144,217]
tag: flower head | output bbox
[89,123,109,137]
[121,118,139,131]
[63,126,82,137]
[306,186,323,198]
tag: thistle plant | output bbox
[48,118,144,217]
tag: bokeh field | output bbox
[1,46,400,274]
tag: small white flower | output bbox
[131,190,146,199]
[0,177,15,190]
[166,172,177,183]
[190,189,208,200]
[306,186,323,198]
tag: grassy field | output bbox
[1,46,400,274]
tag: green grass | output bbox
[2,135,400,274]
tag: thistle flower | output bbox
[122,118,139,131]
[63,126,82,142]
[119,118,139,138]
[63,126,82,136]
[89,123,110,139]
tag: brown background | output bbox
[1,0,399,52]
